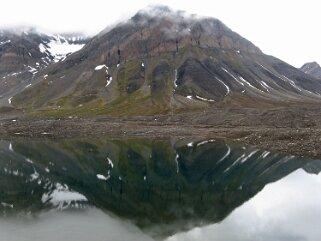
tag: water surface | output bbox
[0,138,320,240]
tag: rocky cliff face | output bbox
[94,5,261,65]
[2,6,321,116]
[0,29,88,107]
[300,62,321,79]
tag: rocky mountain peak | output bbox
[133,4,173,19]
[129,5,245,46]
[300,61,321,79]
[94,5,261,67]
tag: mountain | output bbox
[0,28,88,109]
[3,6,321,116]
[300,61,321,79]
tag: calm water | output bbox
[0,138,321,241]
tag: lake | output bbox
[0,137,320,241]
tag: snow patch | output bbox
[239,76,264,93]
[195,95,215,102]
[107,157,114,168]
[24,83,32,89]
[3,168,21,176]
[240,150,259,164]
[97,157,115,181]
[258,156,295,177]
[224,154,246,173]
[95,65,108,71]
[12,170,19,176]
[221,67,244,86]
[39,43,47,53]
[259,64,287,89]
[281,75,303,92]
[27,65,38,75]
[1,202,13,208]
[217,145,231,164]
[175,154,179,173]
[39,35,85,63]
[187,142,193,147]
[259,64,311,93]
[259,64,271,72]
[25,158,33,164]
[174,69,178,88]
[8,97,12,104]
[97,174,109,181]
[261,151,270,159]
[0,40,11,46]
[10,72,21,76]
[41,183,87,209]
[9,143,13,152]
[186,95,193,100]
[260,81,270,92]
[94,65,112,87]
[106,77,112,87]
[239,76,255,88]
[197,139,215,147]
[216,77,230,96]
[30,168,39,181]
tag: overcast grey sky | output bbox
[0,0,320,67]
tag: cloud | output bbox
[0,208,155,241]
[0,0,321,67]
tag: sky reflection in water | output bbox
[168,169,321,241]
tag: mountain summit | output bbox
[3,5,321,115]
[300,62,321,79]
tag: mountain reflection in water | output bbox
[0,138,320,241]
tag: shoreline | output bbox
[1,115,321,160]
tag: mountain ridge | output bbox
[1,5,321,116]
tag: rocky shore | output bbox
[1,106,321,159]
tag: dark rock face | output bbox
[0,29,88,106]
[0,31,46,99]
[176,58,228,100]
[300,62,321,79]
[117,63,145,94]
[96,8,261,64]
[151,62,170,93]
